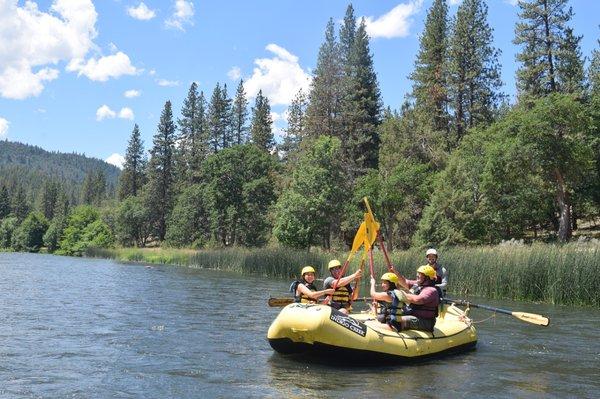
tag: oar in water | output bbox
[444,298,550,326]
[268,296,373,307]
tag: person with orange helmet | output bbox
[290,266,334,304]
[370,265,442,332]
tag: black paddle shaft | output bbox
[444,298,513,316]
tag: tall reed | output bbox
[87,242,600,306]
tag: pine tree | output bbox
[146,100,176,241]
[448,0,503,143]
[410,0,450,140]
[232,79,249,145]
[590,39,600,97]
[305,18,344,139]
[118,124,146,200]
[340,17,383,174]
[0,185,10,219]
[208,83,233,152]
[11,185,29,221]
[280,89,307,164]
[556,27,586,95]
[39,180,59,220]
[514,0,579,97]
[250,90,274,151]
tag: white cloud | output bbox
[124,89,141,98]
[244,44,311,106]
[118,107,134,120]
[157,78,179,87]
[67,52,139,81]
[0,117,9,138]
[449,0,462,5]
[127,2,156,20]
[504,0,519,5]
[270,111,283,123]
[96,105,116,121]
[0,0,97,99]
[0,1,139,99]
[105,153,125,169]
[165,0,194,31]
[228,66,241,81]
[363,0,423,39]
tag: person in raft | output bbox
[290,266,335,304]
[425,248,448,296]
[323,259,363,314]
[369,265,442,332]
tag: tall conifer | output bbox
[118,124,146,200]
[250,90,274,151]
[448,0,503,143]
[232,79,249,145]
[146,101,176,241]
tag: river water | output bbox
[0,252,598,398]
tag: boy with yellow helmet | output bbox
[370,265,442,332]
[322,259,362,314]
[290,266,334,304]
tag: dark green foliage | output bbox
[58,205,114,256]
[514,0,581,96]
[208,83,233,151]
[12,211,48,252]
[0,185,10,218]
[199,144,277,247]
[11,185,29,221]
[273,136,345,249]
[81,170,107,206]
[43,215,67,252]
[232,80,249,145]
[0,216,18,248]
[279,89,307,165]
[448,0,503,143]
[115,195,151,247]
[410,0,450,140]
[250,90,274,151]
[165,184,208,247]
[118,124,147,199]
[305,19,343,139]
[146,100,177,241]
[340,16,382,175]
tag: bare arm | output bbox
[297,284,334,300]
[370,277,392,302]
[389,267,409,290]
[330,269,363,288]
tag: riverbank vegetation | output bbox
[87,240,600,307]
[0,1,599,304]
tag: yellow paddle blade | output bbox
[351,221,367,253]
[512,312,550,326]
[364,212,379,249]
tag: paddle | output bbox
[444,298,550,326]
[268,296,373,307]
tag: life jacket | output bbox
[377,290,403,328]
[403,282,442,319]
[290,280,317,303]
[330,283,353,309]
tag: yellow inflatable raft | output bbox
[267,303,477,363]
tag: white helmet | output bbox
[426,248,438,257]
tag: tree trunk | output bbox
[554,168,572,242]
[543,0,557,92]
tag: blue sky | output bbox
[0,0,599,168]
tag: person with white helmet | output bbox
[290,266,334,304]
[322,259,363,314]
[370,265,442,332]
[426,248,448,295]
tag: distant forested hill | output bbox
[0,140,120,202]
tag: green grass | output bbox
[87,241,600,307]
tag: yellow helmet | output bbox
[301,266,315,276]
[381,272,399,285]
[328,259,342,269]
[417,265,436,280]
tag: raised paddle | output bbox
[444,298,550,326]
[268,296,373,307]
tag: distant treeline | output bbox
[0,1,599,257]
